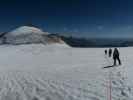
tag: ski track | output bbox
[0,45,131,100]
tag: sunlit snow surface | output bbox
[0,44,132,100]
[9,26,48,36]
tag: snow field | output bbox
[0,45,131,100]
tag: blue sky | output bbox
[0,0,133,38]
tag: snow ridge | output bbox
[0,25,68,46]
[9,26,48,36]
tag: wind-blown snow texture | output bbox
[0,44,132,100]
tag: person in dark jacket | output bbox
[105,49,107,55]
[113,48,121,65]
[108,48,112,57]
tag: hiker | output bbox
[105,49,107,55]
[108,48,112,57]
[113,48,121,65]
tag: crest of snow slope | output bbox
[3,26,48,44]
[9,26,48,36]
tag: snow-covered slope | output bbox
[2,26,68,46]
[0,45,132,100]
[3,26,48,44]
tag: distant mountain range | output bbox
[59,35,133,47]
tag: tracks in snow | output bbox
[0,70,105,100]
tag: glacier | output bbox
[0,44,131,100]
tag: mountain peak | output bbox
[9,26,46,36]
